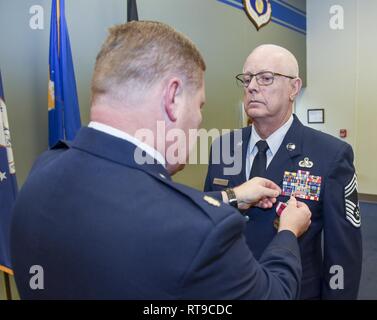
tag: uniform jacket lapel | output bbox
[227,126,252,187]
[265,115,305,186]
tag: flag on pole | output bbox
[48,0,81,148]
[0,70,18,275]
[127,0,139,22]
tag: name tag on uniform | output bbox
[213,178,229,187]
[282,170,322,201]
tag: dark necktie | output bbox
[249,140,269,180]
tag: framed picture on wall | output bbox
[307,109,325,124]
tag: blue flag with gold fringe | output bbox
[48,0,81,148]
[0,70,18,275]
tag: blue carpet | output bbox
[359,202,377,299]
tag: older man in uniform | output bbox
[205,44,362,299]
[11,23,311,299]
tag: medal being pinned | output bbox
[273,201,288,230]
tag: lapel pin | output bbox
[299,157,314,168]
[286,143,296,151]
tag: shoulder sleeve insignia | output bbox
[344,173,361,228]
[203,195,221,207]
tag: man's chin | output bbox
[245,104,265,115]
[245,109,265,120]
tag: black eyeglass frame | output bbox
[235,71,297,87]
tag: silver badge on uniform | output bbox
[299,157,314,168]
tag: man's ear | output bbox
[164,78,182,122]
[290,77,303,101]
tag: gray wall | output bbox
[0,0,126,187]
[0,0,306,190]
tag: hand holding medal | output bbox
[273,201,288,229]
[275,196,312,238]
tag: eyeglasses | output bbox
[235,71,296,87]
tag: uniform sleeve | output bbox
[322,143,362,299]
[179,212,302,300]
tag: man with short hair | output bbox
[205,44,362,299]
[11,23,311,299]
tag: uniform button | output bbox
[159,173,166,179]
[244,215,250,222]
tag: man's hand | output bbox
[278,197,312,237]
[224,177,281,210]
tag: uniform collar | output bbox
[280,114,304,159]
[71,127,171,181]
[259,114,304,185]
[249,115,294,156]
[88,121,166,168]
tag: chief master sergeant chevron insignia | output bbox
[344,173,361,228]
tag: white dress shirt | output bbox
[88,121,166,168]
[245,115,294,180]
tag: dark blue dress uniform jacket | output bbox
[204,115,362,299]
[11,127,303,300]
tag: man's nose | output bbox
[246,76,259,92]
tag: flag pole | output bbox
[127,0,139,22]
[3,272,12,300]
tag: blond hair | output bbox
[91,21,206,103]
